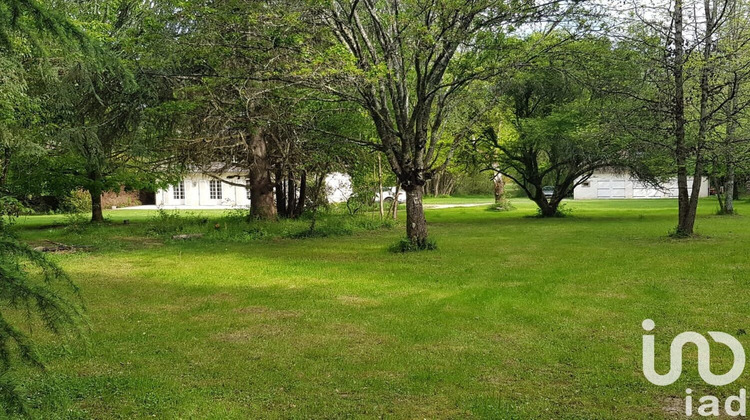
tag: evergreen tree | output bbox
[1,0,86,414]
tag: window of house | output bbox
[209,180,223,200]
[173,181,185,200]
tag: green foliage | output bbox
[63,211,90,233]
[142,209,396,243]
[451,172,494,196]
[486,199,515,212]
[60,190,92,214]
[0,196,24,225]
[0,200,84,415]
[532,204,572,218]
[0,0,89,53]
[388,237,438,253]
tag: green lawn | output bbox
[9,198,750,418]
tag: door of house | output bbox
[172,181,186,205]
[208,179,224,204]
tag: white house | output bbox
[156,171,353,208]
[573,170,710,200]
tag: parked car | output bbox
[374,187,406,204]
[542,186,555,198]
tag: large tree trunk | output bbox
[89,184,104,223]
[535,197,559,217]
[494,175,505,204]
[248,130,276,220]
[404,184,428,246]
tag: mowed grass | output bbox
[8,198,750,419]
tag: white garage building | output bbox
[156,171,353,208]
[573,171,709,200]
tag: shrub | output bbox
[486,199,515,212]
[388,237,438,253]
[532,204,571,218]
[64,212,90,233]
[145,210,201,236]
[61,190,92,214]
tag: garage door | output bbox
[597,179,626,199]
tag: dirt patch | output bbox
[234,305,300,319]
[208,292,237,303]
[114,236,164,248]
[336,295,380,307]
[25,223,67,230]
[32,241,93,253]
[662,395,684,417]
[214,325,286,342]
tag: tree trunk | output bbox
[89,184,104,222]
[294,170,307,218]
[307,173,327,234]
[673,0,693,236]
[391,184,399,220]
[724,64,739,214]
[494,175,505,204]
[725,165,735,214]
[433,171,441,198]
[536,198,559,217]
[248,130,276,220]
[275,167,286,217]
[678,0,714,234]
[377,155,384,219]
[287,172,296,218]
[404,184,428,246]
[712,175,726,212]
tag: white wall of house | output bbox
[573,171,710,200]
[157,174,251,207]
[157,172,354,207]
[325,172,353,203]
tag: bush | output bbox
[531,204,571,218]
[388,237,438,253]
[145,210,203,236]
[64,212,90,233]
[142,209,396,243]
[61,190,92,214]
[486,199,515,212]
[0,197,25,225]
